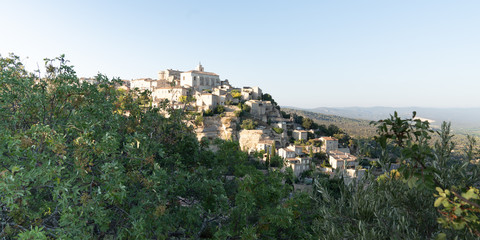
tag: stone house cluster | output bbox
[278,145,311,177]
[124,64,368,181]
[313,136,365,180]
[128,63,262,111]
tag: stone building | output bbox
[278,147,296,159]
[328,150,357,170]
[286,157,311,177]
[320,136,339,153]
[196,93,218,111]
[151,87,189,103]
[130,78,157,91]
[246,100,267,121]
[180,63,221,91]
[158,69,182,82]
[293,130,309,141]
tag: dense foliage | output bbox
[240,119,257,130]
[0,55,301,239]
[1,55,478,239]
[370,112,480,237]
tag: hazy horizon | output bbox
[2,1,479,108]
[285,105,480,110]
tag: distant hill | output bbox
[284,106,480,137]
[282,108,377,138]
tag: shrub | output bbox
[240,119,257,130]
[214,105,225,114]
[241,104,251,112]
[272,127,284,134]
[270,155,284,167]
[234,110,242,117]
[231,90,241,99]
[203,109,214,116]
[195,115,204,126]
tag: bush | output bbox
[272,127,284,134]
[214,105,225,114]
[270,155,284,167]
[231,89,241,99]
[281,111,290,119]
[203,109,214,116]
[240,119,257,130]
[195,115,204,126]
[241,104,251,112]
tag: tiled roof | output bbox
[329,150,357,161]
[183,70,219,76]
[321,137,338,141]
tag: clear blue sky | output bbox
[2,1,480,108]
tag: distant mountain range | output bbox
[283,106,480,135]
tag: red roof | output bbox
[322,137,338,141]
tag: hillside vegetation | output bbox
[282,108,377,138]
[0,55,479,239]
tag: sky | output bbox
[1,1,480,108]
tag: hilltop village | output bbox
[91,64,372,181]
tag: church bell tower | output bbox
[196,62,204,72]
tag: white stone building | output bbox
[180,63,221,91]
[240,87,262,101]
[257,140,275,155]
[130,78,156,91]
[321,137,339,153]
[328,150,357,170]
[293,130,309,141]
[196,93,218,111]
[279,145,309,176]
[286,157,311,177]
[278,147,296,159]
[151,87,189,103]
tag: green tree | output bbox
[302,117,313,129]
[371,112,480,238]
[271,141,276,157]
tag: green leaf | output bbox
[435,233,446,240]
[454,207,462,216]
[434,197,445,208]
[461,188,479,200]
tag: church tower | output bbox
[196,62,204,72]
